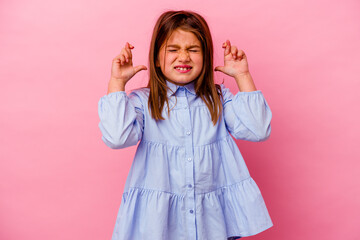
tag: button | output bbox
[189,210,194,214]
[187,157,192,162]
[186,131,191,135]
[188,184,192,188]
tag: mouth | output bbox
[174,65,192,73]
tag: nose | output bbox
[178,50,190,62]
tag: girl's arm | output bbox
[215,40,272,141]
[98,42,146,149]
[98,91,144,149]
[221,85,272,142]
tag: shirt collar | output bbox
[166,80,196,97]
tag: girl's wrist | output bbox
[234,72,257,92]
[107,78,126,94]
[234,71,251,79]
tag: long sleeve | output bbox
[221,84,272,142]
[98,91,144,149]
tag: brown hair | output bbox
[147,10,223,125]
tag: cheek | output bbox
[161,55,176,72]
[194,55,203,67]
[166,54,177,63]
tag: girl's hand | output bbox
[214,40,250,78]
[110,42,147,85]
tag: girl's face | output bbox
[157,29,203,86]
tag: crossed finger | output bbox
[223,40,245,60]
[123,42,133,62]
[223,40,238,59]
[116,42,134,65]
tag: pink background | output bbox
[1,0,359,239]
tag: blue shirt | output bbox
[98,80,273,240]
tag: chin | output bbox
[176,80,195,85]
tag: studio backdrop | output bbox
[0,0,359,239]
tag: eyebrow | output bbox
[166,44,201,48]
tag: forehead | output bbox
[164,29,201,46]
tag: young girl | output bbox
[98,10,273,240]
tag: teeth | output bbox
[175,67,191,71]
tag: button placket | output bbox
[182,89,196,237]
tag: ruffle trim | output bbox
[112,177,273,239]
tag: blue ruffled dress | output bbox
[98,80,273,240]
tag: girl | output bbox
[98,10,273,240]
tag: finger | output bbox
[237,49,245,59]
[123,49,131,63]
[231,46,238,59]
[224,40,231,56]
[126,42,135,56]
[115,52,126,65]
[133,65,147,74]
[214,65,225,72]
[237,52,245,60]
[126,47,133,60]
[120,55,126,65]
[126,42,134,49]
[124,43,133,62]
[112,57,120,63]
